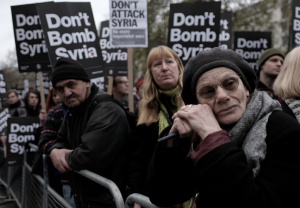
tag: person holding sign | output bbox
[0,89,27,158]
[147,47,300,208]
[47,58,130,208]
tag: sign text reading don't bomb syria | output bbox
[6,117,39,166]
[36,2,103,67]
[45,12,96,58]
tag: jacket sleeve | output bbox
[148,139,196,206]
[66,100,130,171]
[38,107,64,153]
[45,113,68,155]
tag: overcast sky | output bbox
[0,0,110,65]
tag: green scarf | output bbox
[158,85,180,136]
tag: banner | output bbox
[168,2,221,65]
[219,11,233,49]
[36,2,105,78]
[100,20,128,76]
[234,31,272,72]
[6,117,39,166]
[0,108,10,134]
[109,0,148,47]
[11,3,51,73]
[0,71,7,105]
[289,0,300,50]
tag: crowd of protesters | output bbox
[1,45,300,208]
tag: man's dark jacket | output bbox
[47,84,130,208]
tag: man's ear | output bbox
[86,82,91,88]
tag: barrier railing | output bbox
[125,193,162,208]
[74,170,125,208]
[0,144,164,208]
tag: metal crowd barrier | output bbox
[0,144,164,208]
[125,193,162,208]
[0,145,72,208]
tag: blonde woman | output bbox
[126,45,185,207]
[273,46,300,122]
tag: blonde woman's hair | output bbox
[137,45,184,126]
[273,46,300,98]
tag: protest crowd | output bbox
[1,1,300,208]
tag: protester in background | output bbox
[134,76,144,115]
[0,89,27,198]
[135,76,144,100]
[32,88,63,189]
[112,76,129,110]
[45,87,61,113]
[0,89,27,158]
[24,89,42,117]
[35,87,74,206]
[5,89,26,117]
[256,48,285,99]
[273,46,300,122]
[24,89,44,165]
[147,47,300,208]
[47,57,130,208]
[126,45,185,208]
[36,87,62,128]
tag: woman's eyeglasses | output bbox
[197,77,240,100]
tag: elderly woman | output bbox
[147,47,300,208]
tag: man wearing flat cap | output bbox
[47,57,130,208]
[257,48,285,99]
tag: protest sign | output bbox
[109,0,148,47]
[36,2,105,78]
[6,117,39,166]
[0,71,7,107]
[289,0,300,50]
[234,31,272,72]
[0,108,10,134]
[100,20,128,76]
[219,11,233,49]
[168,2,221,65]
[11,3,51,73]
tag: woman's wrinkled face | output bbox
[150,56,180,91]
[195,67,249,126]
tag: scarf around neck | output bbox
[228,91,281,177]
[284,98,300,123]
[158,85,180,136]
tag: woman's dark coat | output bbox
[148,110,300,208]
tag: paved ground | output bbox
[0,200,18,208]
[0,185,18,208]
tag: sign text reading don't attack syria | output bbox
[109,0,148,48]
